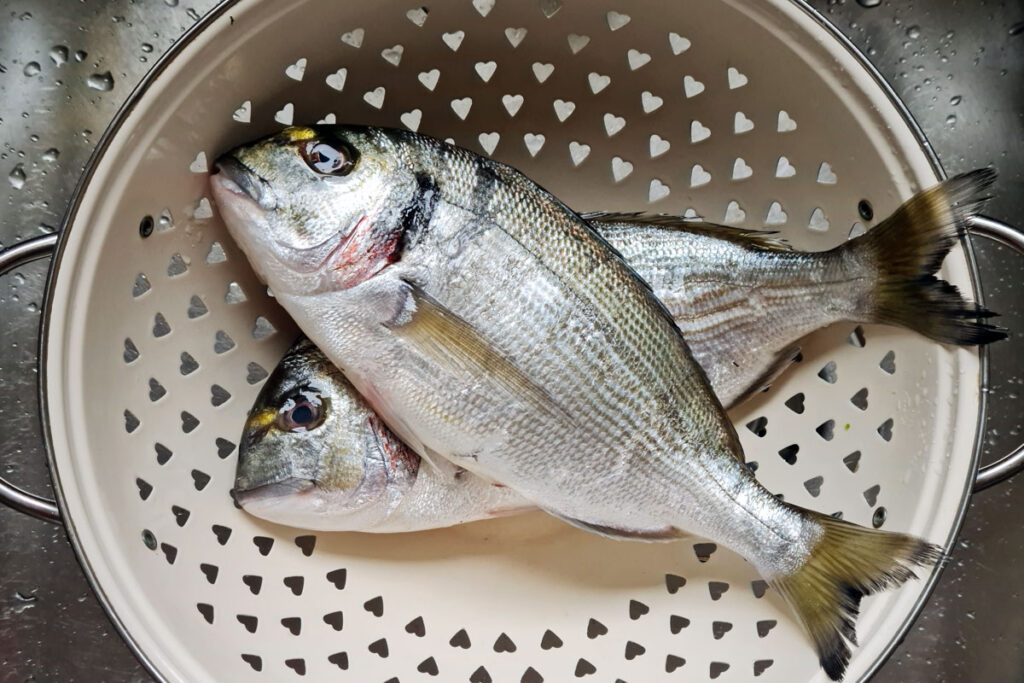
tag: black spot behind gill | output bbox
[398,173,440,254]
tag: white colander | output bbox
[2,0,1023,681]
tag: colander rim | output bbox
[34,1,989,681]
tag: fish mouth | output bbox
[211,155,278,211]
[232,477,316,507]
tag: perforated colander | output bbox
[2,0,1024,681]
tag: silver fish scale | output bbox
[595,223,866,407]
[367,137,817,567]
[437,236,649,472]
[432,189,681,467]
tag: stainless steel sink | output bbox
[0,1,1020,679]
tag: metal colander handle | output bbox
[967,215,1024,491]
[0,220,1021,520]
[0,232,60,523]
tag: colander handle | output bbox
[0,232,61,523]
[967,215,1024,492]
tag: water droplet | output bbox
[42,148,59,162]
[74,50,87,62]
[1010,21,1024,37]
[19,11,32,20]
[8,164,26,189]
[950,95,962,106]
[23,62,41,77]
[141,43,154,53]
[946,114,957,125]
[164,0,180,5]
[86,71,114,91]
[856,0,881,7]
[906,25,921,39]
[49,45,68,66]
[186,8,200,21]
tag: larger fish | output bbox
[211,125,955,679]
[235,182,1002,531]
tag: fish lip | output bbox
[212,155,278,211]
[231,478,316,507]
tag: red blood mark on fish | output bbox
[328,215,401,289]
[367,415,419,478]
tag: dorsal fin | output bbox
[582,211,793,251]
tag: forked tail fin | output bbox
[769,509,942,680]
[844,168,1006,345]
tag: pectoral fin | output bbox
[417,445,449,473]
[387,282,575,426]
[420,444,501,484]
[725,343,802,409]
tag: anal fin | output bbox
[544,509,688,541]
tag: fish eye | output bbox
[277,388,328,432]
[302,141,355,176]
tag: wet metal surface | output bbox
[0,0,1021,680]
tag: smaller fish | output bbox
[232,336,531,532]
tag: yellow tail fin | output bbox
[770,509,942,680]
[843,168,1005,345]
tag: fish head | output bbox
[211,125,421,295]
[232,337,420,530]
